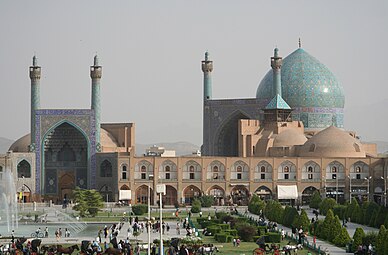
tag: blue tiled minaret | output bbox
[202,52,213,155]
[202,51,213,101]
[271,48,282,97]
[29,56,41,151]
[90,55,102,151]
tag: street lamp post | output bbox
[381,176,387,207]
[336,175,339,203]
[147,174,154,255]
[365,176,372,202]
[156,183,165,255]
[348,175,352,203]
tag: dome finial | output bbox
[32,55,38,67]
[94,54,99,66]
[205,51,209,61]
[298,38,302,48]
[274,47,279,57]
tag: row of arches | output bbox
[132,184,320,206]
[126,159,371,181]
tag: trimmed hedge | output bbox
[266,232,281,243]
[218,224,230,230]
[214,233,234,243]
[132,204,148,215]
[224,229,238,236]
[207,225,222,235]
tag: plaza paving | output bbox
[0,205,381,255]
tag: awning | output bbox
[119,190,131,200]
[277,185,298,199]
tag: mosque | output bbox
[0,41,387,207]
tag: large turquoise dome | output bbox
[256,48,345,129]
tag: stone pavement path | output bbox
[242,210,352,255]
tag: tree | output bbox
[236,223,257,241]
[319,198,336,216]
[264,200,284,223]
[330,215,342,243]
[352,227,365,252]
[199,195,214,208]
[248,195,265,215]
[294,209,310,232]
[283,206,298,228]
[309,191,322,209]
[374,207,387,228]
[191,198,202,213]
[346,198,359,221]
[376,225,387,255]
[351,202,363,224]
[333,227,351,247]
[73,187,104,217]
[318,209,335,240]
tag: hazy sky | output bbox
[1,1,387,145]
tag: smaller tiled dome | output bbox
[299,126,365,157]
[273,129,307,147]
[9,128,119,152]
[9,134,30,152]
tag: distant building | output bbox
[145,145,176,157]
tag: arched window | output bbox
[260,166,266,172]
[189,166,195,172]
[165,166,171,172]
[213,166,219,172]
[17,160,31,178]
[284,166,290,172]
[100,160,112,177]
[122,165,128,180]
[237,166,242,172]
[141,166,146,172]
[308,166,313,172]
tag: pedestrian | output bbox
[281,229,285,240]
[233,238,236,247]
[166,223,170,233]
[44,227,49,238]
[199,211,203,218]
[104,241,109,251]
[135,243,141,255]
[151,244,156,255]
[176,222,180,235]
[236,238,241,247]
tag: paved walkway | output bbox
[240,210,348,255]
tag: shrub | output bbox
[376,225,387,255]
[236,223,257,242]
[352,227,365,252]
[207,225,222,235]
[265,200,284,223]
[215,211,228,220]
[362,232,378,248]
[333,205,347,220]
[214,233,233,243]
[257,226,267,236]
[319,198,336,216]
[318,209,335,240]
[333,227,351,247]
[191,199,202,213]
[218,224,230,230]
[294,209,310,232]
[199,195,214,208]
[224,229,238,236]
[248,195,266,215]
[266,232,281,243]
[132,204,148,215]
[374,207,387,228]
[283,206,298,228]
[309,191,322,209]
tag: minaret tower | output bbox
[271,48,282,97]
[29,55,41,151]
[201,51,213,101]
[201,52,213,156]
[90,55,102,151]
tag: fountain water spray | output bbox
[0,169,18,233]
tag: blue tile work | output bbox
[265,94,291,110]
[256,48,345,129]
[34,109,96,194]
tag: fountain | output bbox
[0,169,18,233]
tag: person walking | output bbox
[44,227,49,238]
